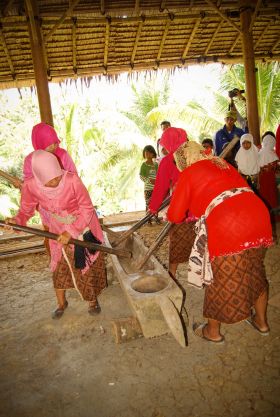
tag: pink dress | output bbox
[14,172,104,272]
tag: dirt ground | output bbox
[0,213,280,417]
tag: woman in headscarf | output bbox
[167,141,273,343]
[23,122,77,180]
[259,133,279,217]
[235,133,260,194]
[149,127,197,278]
[6,150,107,318]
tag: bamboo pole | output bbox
[0,169,22,188]
[25,0,53,126]
[0,221,132,259]
[240,1,260,146]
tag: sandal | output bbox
[193,322,225,344]
[88,300,101,316]
[52,300,68,319]
[245,317,270,336]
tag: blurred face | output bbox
[225,117,235,131]
[242,140,252,150]
[45,143,58,153]
[161,147,168,155]
[202,143,212,150]
[145,150,155,160]
[161,123,170,132]
[44,175,62,188]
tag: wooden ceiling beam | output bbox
[25,0,38,44]
[45,0,80,42]
[134,0,140,15]
[156,19,171,64]
[130,20,144,67]
[204,0,242,33]
[249,0,262,31]
[272,36,280,53]
[39,24,49,76]
[159,1,166,12]
[72,17,77,73]
[103,18,110,72]
[0,26,15,77]
[182,18,201,60]
[204,20,223,55]
[229,33,241,53]
[254,20,272,50]
[100,0,105,16]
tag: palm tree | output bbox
[122,73,172,141]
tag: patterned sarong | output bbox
[169,221,196,264]
[203,247,268,324]
[53,245,107,301]
[188,187,253,288]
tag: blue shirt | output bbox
[214,124,246,156]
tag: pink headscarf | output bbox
[32,150,66,197]
[32,122,60,150]
[159,127,187,154]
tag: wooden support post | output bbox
[25,0,53,126]
[240,1,260,145]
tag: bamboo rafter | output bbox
[0,26,15,77]
[24,0,38,45]
[156,19,171,64]
[104,17,110,71]
[159,1,166,12]
[100,0,105,15]
[134,0,140,15]
[229,33,241,54]
[72,17,77,72]
[182,18,201,60]
[130,19,144,66]
[204,0,242,34]
[254,20,273,50]
[250,0,262,31]
[45,0,80,41]
[272,36,280,53]
[39,24,49,74]
[204,20,223,55]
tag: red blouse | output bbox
[167,160,273,259]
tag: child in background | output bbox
[140,145,159,223]
[235,133,260,194]
[202,138,214,154]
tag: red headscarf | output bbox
[159,127,187,154]
[31,122,60,150]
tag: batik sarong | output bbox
[169,221,196,264]
[53,245,107,301]
[203,247,268,324]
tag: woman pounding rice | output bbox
[6,150,107,318]
[149,127,196,278]
[167,141,273,343]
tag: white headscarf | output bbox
[259,134,279,167]
[235,133,260,175]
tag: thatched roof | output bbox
[0,0,279,89]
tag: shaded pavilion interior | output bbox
[0,0,280,143]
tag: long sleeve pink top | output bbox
[14,172,103,271]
